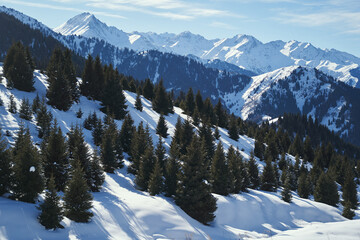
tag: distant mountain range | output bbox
[1,6,360,145]
[54,12,360,88]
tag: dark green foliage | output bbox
[4,41,34,91]
[155,137,167,171]
[192,107,201,126]
[195,90,203,113]
[184,88,195,116]
[179,119,194,155]
[32,94,40,113]
[247,153,260,189]
[164,141,179,197]
[342,169,358,209]
[210,142,229,195]
[12,126,44,203]
[254,139,265,159]
[264,137,279,161]
[303,136,314,162]
[148,158,163,196]
[42,121,68,191]
[297,172,312,199]
[176,136,217,225]
[228,116,239,141]
[202,98,216,125]
[314,172,339,207]
[199,124,215,169]
[91,56,105,100]
[214,99,227,128]
[76,108,83,118]
[129,123,151,174]
[119,114,135,153]
[35,97,53,139]
[38,176,64,230]
[142,78,154,100]
[135,146,155,191]
[0,131,11,196]
[89,152,105,192]
[101,119,122,173]
[19,98,32,120]
[67,126,92,188]
[135,93,143,111]
[342,201,355,219]
[101,66,128,120]
[63,49,79,103]
[63,160,93,223]
[281,175,292,203]
[156,114,168,138]
[92,118,103,146]
[80,54,94,98]
[260,159,277,192]
[8,94,17,114]
[46,48,73,111]
[214,127,220,140]
[227,146,247,193]
[152,79,173,115]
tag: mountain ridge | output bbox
[54,12,360,88]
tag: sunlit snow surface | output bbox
[0,66,359,239]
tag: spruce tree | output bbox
[32,94,41,113]
[8,94,17,114]
[214,99,227,128]
[101,119,120,173]
[342,201,355,219]
[342,170,358,209]
[260,159,277,192]
[63,160,93,222]
[176,136,217,225]
[12,127,44,203]
[19,98,32,120]
[80,54,94,98]
[135,93,143,111]
[195,90,203,113]
[152,79,171,115]
[67,126,92,188]
[76,108,83,118]
[46,48,73,111]
[0,131,11,196]
[91,56,105,100]
[142,78,154,100]
[4,42,34,91]
[281,175,292,203]
[192,107,201,126]
[102,71,128,120]
[247,152,260,189]
[148,158,163,196]
[38,176,64,230]
[119,114,135,153]
[214,127,220,140]
[227,146,246,193]
[228,117,239,141]
[155,137,167,171]
[92,118,103,146]
[156,114,168,138]
[89,152,105,192]
[184,88,195,116]
[63,49,79,103]
[135,146,155,191]
[297,172,311,199]
[314,172,339,207]
[210,142,229,195]
[35,98,53,139]
[164,140,179,197]
[199,124,215,169]
[179,119,194,155]
[128,122,148,174]
[254,139,265,159]
[42,121,68,191]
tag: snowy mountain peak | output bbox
[54,12,108,37]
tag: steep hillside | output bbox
[0,65,358,240]
[222,66,360,145]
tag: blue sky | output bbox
[2,0,360,57]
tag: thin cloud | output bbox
[210,21,237,30]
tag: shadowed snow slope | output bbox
[0,66,358,240]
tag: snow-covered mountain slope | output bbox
[222,66,360,143]
[0,65,359,240]
[55,12,360,88]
